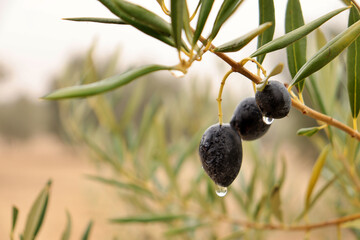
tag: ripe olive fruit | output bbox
[199,123,243,187]
[255,80,291,119]
[230,97,271,141]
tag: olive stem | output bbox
[217,69,233,125]
[351,0,360,11]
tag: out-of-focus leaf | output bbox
[86,175,153,197]
[164,223,207,236]
[11,206,19,237]
[98,0,176,47]
[110,214,187,223]
[256,0,275,64]
[192,0,214,46]
[285,0,306,92]
[253,195,267,220]
[209,0,243,41]
[171,0,185,50]
[214,22,272,52]
[81,220,93,240]
[347,6,360,119]
[63,17,127,25]
[114,0,171,35]
[252,7,349,58]
[60,211,71,240]
[43,65,173,99]
[297,126,321,137]
[270,185,283,222]
[291,13,360,86]
[341,219,360,229]
[23,180,51,240]
[305,145,330,208]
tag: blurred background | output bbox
[0,0,355,239]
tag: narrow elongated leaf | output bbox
[11,206,19,236]
[257,0,275,64]
[209,0,243,41]
[164,223,207,236]
[305,145,330,208]
[114,0,171,35]
[60,211,71,240]
[98,0,175,47]
[270,185,283,222]
[63,17,127,25]
[171,0,185,50]
[347,6,360,118]
[297,126,321,137]
[110,214,187,223]
[183,2,193,45]
[43,65,173,99]
[214,22,272,52]
[192,0,214,46]
[252,7,349,58]
[291,15,360,86]
[81,221,93,240]
[23,180,51,240]
[285,0,306,92]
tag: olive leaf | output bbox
[171,0,185,50]
[60,211,72,240]
[252,7,349,58]
[291,16,360,87]
[285,0,306,92]
[297,126,322,137]
[42,65,173,99]
[10,206,19,239]
[257,0,275,64]
[110,214,187,223]
[347,6,360,119]
[213,22,272,52]
[192,0,214,46]
[63,17,127,25]
[81,220,93,240]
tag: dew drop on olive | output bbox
[199,123,243,187]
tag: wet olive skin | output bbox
[255,81,291,119]
[230,97,270,141]
[199,123,243,187]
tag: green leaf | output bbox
[252,7,349,59]
[114,0,171,35]
[257,0,275,64]
[285,0,306,92]
[297,126,321,137]
[183,2,193,45]
[110,214,187,223]
[291,12,360,86]
[60,211,71,240]
[305,145,330,208]
[192,0,214,46]
[270,185,283,222]
[43,65,173,99]
[11,206,19,237]
[347,6,360,118]
[81,220,93,240]
[86,175,153,197]
[171,0,185,50]
[63,17,127,25]
[209,0,243,41]
[164,223,207,236]
[213,22,272,52]
[341,219,360,229]
[23,180,51,240]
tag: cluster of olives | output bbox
[199,80,291,193]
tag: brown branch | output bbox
[224,212,360,231]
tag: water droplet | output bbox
[262,116,274,125]
[215,185,227,197]
[170,70,185,78]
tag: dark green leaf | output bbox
[11,206,19,235]
[183,2,193,45]
[285,0,306,92]
[164,223,207,236]
[81,220,93,240]
[171,0,185,50]
[347,6,360,118]
[214,22,272,52]
[252,7,349,59]
[257,0,275,64]
[110,214,187,223]
[63,17,127,25]
[192,0,214,46]
[209,0,243,41]
[291,12,360,86]
[297,126,321,137]
[23,180,51,240]
[43,65,173,99]
[60,211,71,240]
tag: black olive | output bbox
[199,123,243,187]
[230,97,271,141]
[255,80,291,119]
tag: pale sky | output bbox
[0,0,347,102]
